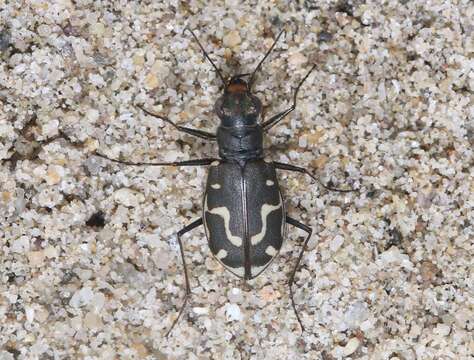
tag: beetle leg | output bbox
[138,105,216,141]
[273,161,356,193]
[94,152,218,167]
[166,217,203,337]
[261,64,317,132]
[286,216,312,333]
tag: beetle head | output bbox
[215,76,262,127]
[186,27,285,127]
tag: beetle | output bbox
[96,27,353,336]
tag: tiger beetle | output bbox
[95,27,353,336]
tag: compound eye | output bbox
[246,106,257,116]
[245,97,261,117]
[214,97,227,118]
[223,105,234,117]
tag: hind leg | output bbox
[165,217,203,337]
[286,216,313,332]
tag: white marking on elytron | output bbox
[216,249,227,259]
[251,264,269,278]
[281,214,286,240]
[211,183,221,189]
[265,245,277,257]
[264,158,272,163]
[250,195,283,245]
[202,194,210,240]
[211,253,245,278]
[211,161,219,166]
[204,196,242,247]
[281,193,286,242]
[266,180,274,186]
[229,267,245,278]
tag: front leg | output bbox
[274,161,355,193]
[261,64,316,132]
[138,105,216,141]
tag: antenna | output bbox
[248,28,286,89]
[185,27,227,86]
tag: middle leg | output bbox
[94,151,218,168]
